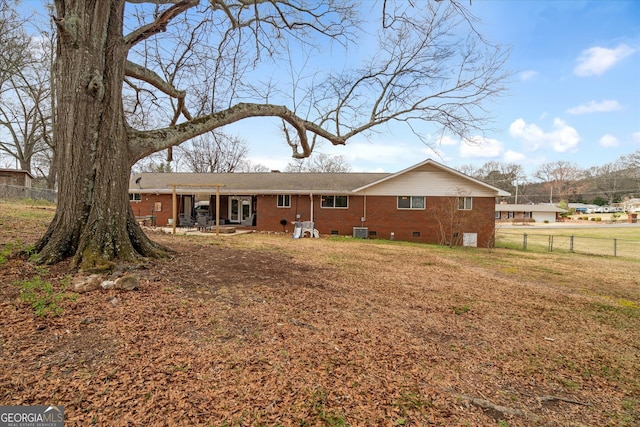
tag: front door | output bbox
[229,196,252,224]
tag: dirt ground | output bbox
[0,203,639,426]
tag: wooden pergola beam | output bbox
[167,184,225,236]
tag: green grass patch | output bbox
[13,275,76,317]
[393,388,432,423]
[0,241,35,264]
[309,389,347,426]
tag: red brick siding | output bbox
[255,194,496,247]
[130,194,173,226]
[133,193,496,246]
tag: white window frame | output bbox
[458,196,473,210]
[129,193,141,202]
[321,195,348,208]
[397,196,426,210]
[277,194,291,208]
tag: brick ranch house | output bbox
[495,203,568,223]
[129,159,509,247]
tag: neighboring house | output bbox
[622,198,640,213]
[129,159,509,247]
[495,203,567,223]
[568,203,598,214]
[0,169,33,187]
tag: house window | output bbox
[397,196,425,209]
[129,193,141,202]
[321,195,348,208]
[458,197,473,210]
[495,211,501,219]
[524,212,532,219]
[277,194,290,208]
[507,211,515,219]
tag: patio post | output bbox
[172,185,177,235]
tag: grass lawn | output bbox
[1,201,639,426]
[496,225,640,258]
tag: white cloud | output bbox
[509,119,545,151]
[509,118,580,153]
[574,44,636,76]
[567,99,622,115]
[459,136,503,159]
[519,70,538,81]
[599,134,619,148]
[437,135,459,146]
[503,150,526,163]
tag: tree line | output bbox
[457,153,640,205]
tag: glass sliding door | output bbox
[229,196,252,224]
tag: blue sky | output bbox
[235,1,640,176]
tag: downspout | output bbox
[310,193,314,222]
[363,192,367,225]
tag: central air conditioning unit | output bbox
[353,227,369,239]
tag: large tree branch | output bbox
[124,61,192,121]
[124,0,199,47]
[125,61,185,99]
[128,102,345,163]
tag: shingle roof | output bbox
[495,204,567,213]
[130,172,390,194]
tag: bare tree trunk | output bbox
[36,0,165,269]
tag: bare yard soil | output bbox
[1,202,639,426]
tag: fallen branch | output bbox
[444,388,541,422]
[539,395,592,407]
[289,318,318,331]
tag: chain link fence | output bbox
[0,184,57,203]
[496,231,640,259]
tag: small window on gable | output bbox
[277,194,290,208]
[321,195,348,208]
[129,193,141,202]
[397,196,425,209]
[458,196,473,210]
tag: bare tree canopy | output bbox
[37,0,509,268]
[285,153,352,173]
[0,37,53,174]
[585,162,634,205]
[0,0,32,92]
[534,161,583,203]
[177,131,249,173]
